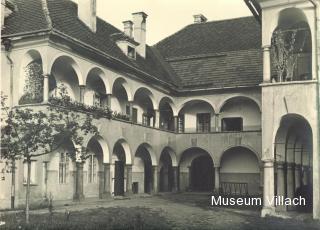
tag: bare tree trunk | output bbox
[26,158,31,224]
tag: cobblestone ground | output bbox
[1,193,320,230]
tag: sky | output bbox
[75,0,252,45]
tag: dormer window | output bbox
[127,46,136,59]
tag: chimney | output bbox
[132,12,148,58]
[193,14,207,23]
[123,20,133,38]
[78,0,97,32]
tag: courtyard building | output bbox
[0,0,319,220]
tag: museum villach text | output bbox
[211,196,306,206]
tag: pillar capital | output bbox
[262,45,271,50]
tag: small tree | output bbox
[0,88,99,224]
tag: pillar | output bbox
[295,164,302,190]
[172,166,178,192]
[263,45,271,83]
[188,166,192,191]
[73,162,84,201]
[79,85,85,103]
[106,94,112,108]
[261,159,275,217]
[152,166,158,193]
[43,74,49,103]
[286,163,295,199]
[102,163,110,198]
[128,101,133,121]
[215,113,220,132]
[276,162,285,211]
[214,166,220,192]
[125,164,132,195]
[173,116,178,133]
[154,109,160,128]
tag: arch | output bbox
[177,98,216,114]
[133,87,157,110]
[112,77,133,101]
[84,135,110,164]
[19,49,44,104]
[160,146,178,167]
[86,67,111,94]
[158,96,178,116]
[219,146,261,195]
[179,147,214,192]
[49,55,84,85]
[113,139,132,165]
[218,95,261,113]
[271,7,312,82]
[134,143,157,166]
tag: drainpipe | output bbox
[308,0,320,220]
[2,38,15,209]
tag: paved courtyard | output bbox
[1,193,320,229]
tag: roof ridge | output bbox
[41,0,53,29]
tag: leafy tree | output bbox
[0,88,99,224]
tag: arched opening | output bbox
[271,8,312,82]
[178,100,215,133]
[133,88,155,126]
[84,137,104,198]
[85,68,108,107]
[19,50,43,105]
[219,97,261,131]
[274,114,313,212]
[179,147,214,192]
[133,144,155,194]
[159,149,174,192]
[220,146,261,195]
[112,141,127,196]
[111,78,130,115]
[159,97,175,131]
[50,56,81,101]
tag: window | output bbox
[132,108,138,123]
[197,113,211,133]
[93,92,102,107]
[127,46,136,59]
[142,113,151,126]
[221,117,243,131]
[293,54,311,81]
[178,115,184,133]
[126,105,131,115]
[23,160,37,184]
[88,154,97,183]
[59,152,69,184]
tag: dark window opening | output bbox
[197,113,211,133]
[178,115,184,133]
[221,117,243,131]
[132,108,138,123]
[127,46,136,59]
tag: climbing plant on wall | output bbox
[19,61,43,105]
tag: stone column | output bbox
[214,166,220,192]
[106,94,112,109]
[79,85,86,103]
[154,109,160,128]
[215,113,220,132]
[286,163,295,199]
[295,164,302,190]
[263,45,271,83]
[128,101,134,121]
[261,159,275,217]
[172,166,178,192]
[276,162,285,211]
[102,163,110,198]
[173,116,178,133]
[152,166,158,194]
[125,165,133,195]
[43,74,49,103]
[73,162,84,201]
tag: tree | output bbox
[0,87,99,224]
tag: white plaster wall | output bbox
[132,156,145,193]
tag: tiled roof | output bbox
[2,0,263,91]
[155,17,263,88]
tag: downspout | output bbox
[308,0,320,220]
[2,38,15,209]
